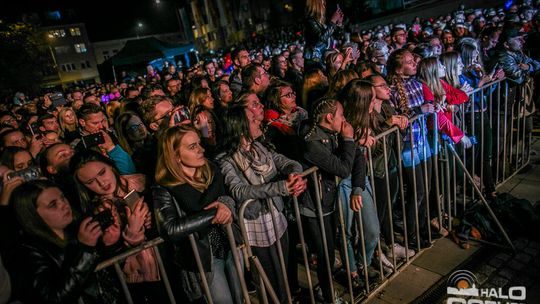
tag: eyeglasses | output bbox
[151,106,175,124]
[128,122,145,131]
[373,83,389,88]
[280,91,296,98]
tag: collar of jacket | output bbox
[305,125,339,142]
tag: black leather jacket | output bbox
[300,125,355,216]
[304,17,337,61]
[152,185,217,272]
[9,235,121,304]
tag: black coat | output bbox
[152,163,235,272]
[8,235,121,304]
[300,125,355,216]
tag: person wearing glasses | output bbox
[114,111,154,178]
[390,27,408,51]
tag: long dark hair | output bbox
[219,104,253,157]
[339,79,374,142]
[114,111,142,155]
[70,150,127,214]
[12,180,70,248]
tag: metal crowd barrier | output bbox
[94,223,249,304]
[94,77,530,304]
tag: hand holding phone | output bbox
[123,189,140,211]
[82,132,105,148]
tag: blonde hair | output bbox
[155,125,213,191]
[417,57,445,102]
[306,0,326,24]
[325,50,343,79]
[58,107,78,137]
[188,87,210,116]
[440,51,461,89]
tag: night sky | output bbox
[0,0,180,41]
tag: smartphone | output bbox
[49,92,67,108]
[7,167,41,182]
[123,189,140,211]
[92,208,115,230]
[173,107,190,125]
[29,123,39,136]
[82,132,105,148]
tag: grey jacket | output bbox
[218,142,303,220]
[493,48,540,85]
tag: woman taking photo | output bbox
[218,105,307,304]
[304,0,343,68]
[154,125,242,304]
[8,180,122,303]
[71,150,166,304]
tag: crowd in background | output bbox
[1,0,540,303]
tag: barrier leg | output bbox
[153,247,177,304]
[225,224,251,304]
[292,196,316,304]
[444,141,516,252]
[189,234,213,304]
[335,177,355,302]
[114,262,134,304]
[312,172,336,303]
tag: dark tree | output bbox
[0,22,47,100]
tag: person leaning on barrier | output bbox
[217,105,307,304]
[491,26,540,85]
[153,125,243,304]
[299,97,355,303]
[364,74,416,263]
[339,79,383,287]
[6,180,123,303]
[387,49,434,250]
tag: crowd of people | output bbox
[1,0,540,303]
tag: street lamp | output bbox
[136,21,144,39]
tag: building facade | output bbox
[40,23,99,89]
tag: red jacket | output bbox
[422,79,469,143]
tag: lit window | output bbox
[48,30,66,38]
[69,27,81,36]
[74,43,87,53]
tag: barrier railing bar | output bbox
[113,262,134,304]
[312,171,336,303]
[96,238,164,271]
[292,195,316,304]
[153,246,176,304]
[335,175,354,301]
[188,234,213,304]
[225,223,251,304]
